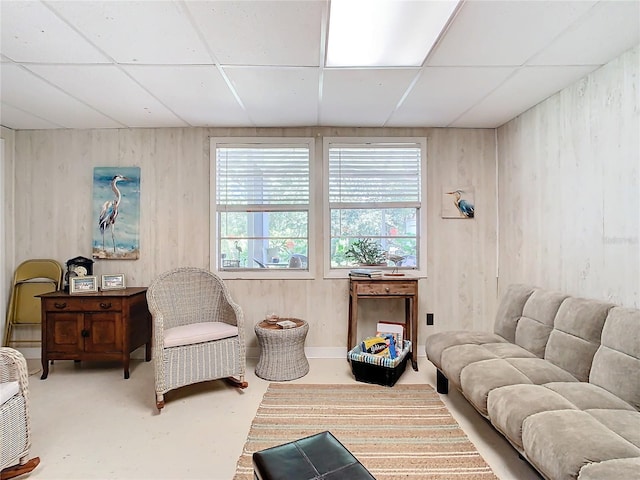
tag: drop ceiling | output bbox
[1,0,638,131]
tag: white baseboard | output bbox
[246,347,349,359]
[248,346,426,359]
[17,346,426,360]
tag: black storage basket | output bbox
[348,340,411,387]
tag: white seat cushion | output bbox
[0,381,19,406]
[164,322,238,348]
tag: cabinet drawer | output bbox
[355,282,417,296]
[43,297,123,312]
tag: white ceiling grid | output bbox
[1,0,638,130]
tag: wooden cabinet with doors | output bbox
[39,287,151,379]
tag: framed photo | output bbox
[70,276,99,294]
[101,274,126,291]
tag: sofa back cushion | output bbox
[590,307,640,410]
[493,284,536,343]
[543,297,613,382]
[513,289,568,357]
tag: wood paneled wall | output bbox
[497,45,639,308]
[2,126,498,351]
[3,45,637,352]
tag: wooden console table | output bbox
[348,276,419,371]
[39,287,151,379]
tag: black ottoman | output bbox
[252,431,375,480]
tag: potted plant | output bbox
[345,238,387,266]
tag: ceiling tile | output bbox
[530,1,640,66]
[0,102,62,130]
[187,0,325,66]
[452,65,597,128]
[427,0,598,66]
[1,64,122,129]
[27,64,188,128]
[388,66,516,127]
[124,65,251,126]
[320,68,418,126]
[0,0,110,63]
[225,67,320,126]
[49,1,212,64]
[0,0,636,130]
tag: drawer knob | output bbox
[100,302,112,309]
[54,302,67,309]
[385,287,390,292]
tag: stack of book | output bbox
[376,322,405,357]
[349,268,383,278]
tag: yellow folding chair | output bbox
[3,259,63,347]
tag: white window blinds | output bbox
[328,143,421,205]
[216,145,310,208]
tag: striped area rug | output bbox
[234,383,497,479]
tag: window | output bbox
[211,138,313,275]
[325,137,425,273]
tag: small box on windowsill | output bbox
[348,340,411,387]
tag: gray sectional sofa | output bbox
[425,284,640,480]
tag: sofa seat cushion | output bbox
[544,382,637,411]
[488,384,578,450]
[425,331,506,369]
[441,343,536,388]
[585,409,640,447]
[0,381,19,406]
[460,358,578,415]
[522,410,640,480]
[164,322,238,348]
[488,382,638,452]
[577,457,640,480]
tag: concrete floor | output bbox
[22,353,541,480]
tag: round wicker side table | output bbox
[255,319,309,381]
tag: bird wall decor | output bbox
[446,189,475,218]
[98,174,130,252]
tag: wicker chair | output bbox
[146,267,248,411]
[1,347,40,479]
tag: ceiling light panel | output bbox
[326,0,459,67]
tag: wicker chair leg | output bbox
[224,376,248,389]
[1,457,40,480]
[156,393,165,411]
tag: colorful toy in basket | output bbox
[360,334,397,359]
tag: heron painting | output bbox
[92,167,141,260]
[442,186,475,219]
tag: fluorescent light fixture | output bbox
[326,0,460,67]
